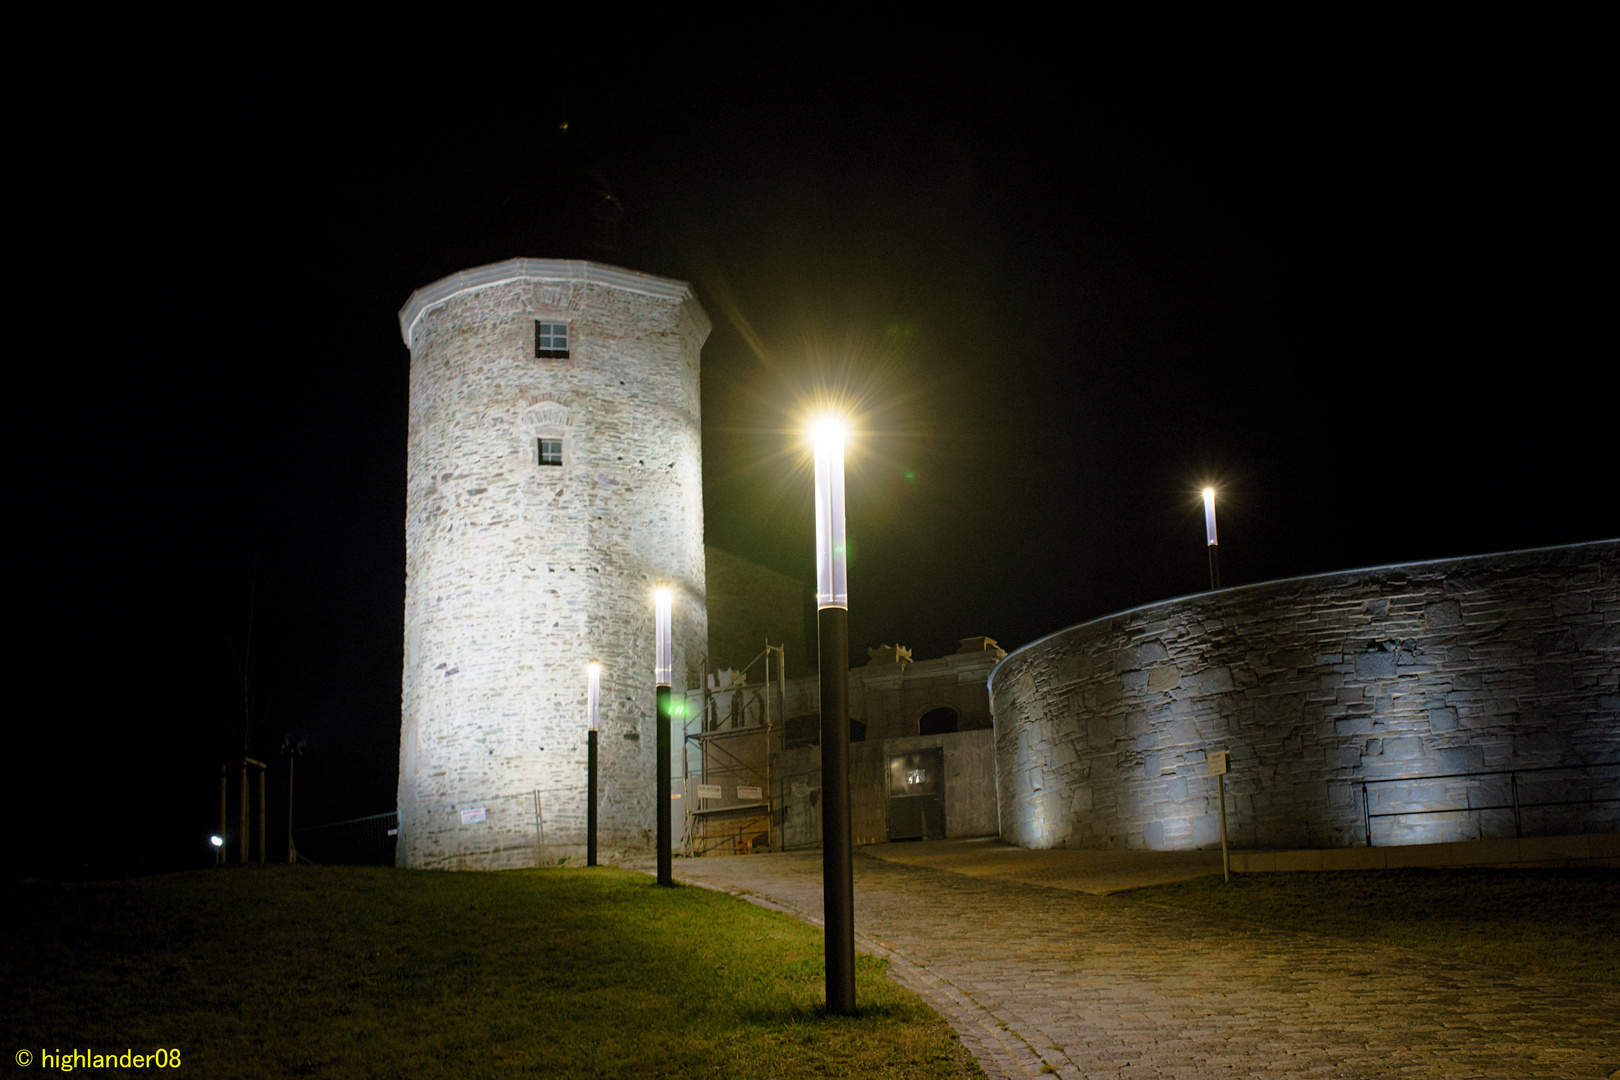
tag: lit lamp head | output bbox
[1202,487,1218,547]
[653,587,673,688]
[586,660,601,731]
[810,413,849,610]
[210,835,223,848]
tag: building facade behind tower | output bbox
[396,260,709,869]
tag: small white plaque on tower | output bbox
[695,784,722,800]
[736,785,762,801]
[1207,751,1229,777]
[460,807,487,824]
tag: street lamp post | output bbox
[282,736,304,865]
[812,414,856,1016]
[654,586,674,887]
[1203,487,1221,590]
[587,660,601,868]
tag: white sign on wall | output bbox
[1207,751,1229,777]
[460,807,487,824]
[736,785,762,801]
[695,784,723,799]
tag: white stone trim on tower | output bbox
[398,258,710,348]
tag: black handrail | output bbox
[293,810,399,832]
[292,811,400,865]
[1355,762,1619,846]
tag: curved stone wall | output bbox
[988,541,1619,851]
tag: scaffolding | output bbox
[682,642,787,856]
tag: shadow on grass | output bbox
[739,1000,915,1025]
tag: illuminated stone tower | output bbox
[396,259,709,869]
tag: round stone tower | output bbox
[396,259,709,869]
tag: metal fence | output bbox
[1356,762,1619,846]
[292,811,399,866]
[399,786,593,870]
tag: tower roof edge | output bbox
[398,258,710,348]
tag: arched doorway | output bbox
[918,706,959,736]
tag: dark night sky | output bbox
[23,54,1612,875]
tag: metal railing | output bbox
[297,785,603,868]
[1356,762,1618,846]
[292,811,399,865]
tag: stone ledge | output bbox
[1229,832,1618,873]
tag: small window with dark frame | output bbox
[538,438,563,467]
[535,321,569,359]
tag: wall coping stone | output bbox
[398,257,710,347]
[988,539,1619,697]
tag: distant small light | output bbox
[904,471,915,482]
[210,835,223,847]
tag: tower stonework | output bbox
[396,259,709,869]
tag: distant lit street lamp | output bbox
[811,413,856,1016]
[1203,487,1221,590]
[210,834,224,867]
[654,586,674,887]
[587,660,601,868]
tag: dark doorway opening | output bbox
[886,748,945,841]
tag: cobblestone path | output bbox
[668,851,1619,1079]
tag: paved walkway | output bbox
[658,845,1620,1079]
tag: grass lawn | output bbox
[1,866,984,1079]
[1119,867,1619,984]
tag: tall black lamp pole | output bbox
[812,415,856,1015]
[654,586,674,887]
[587,660,600,867]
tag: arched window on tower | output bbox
[918,707,959,736]
[524,402,570,470]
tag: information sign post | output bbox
[1208,749,1230,882]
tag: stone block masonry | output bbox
[396,260,710,869]
[989,541,1619,851]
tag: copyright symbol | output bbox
[16,1049,31,1066]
